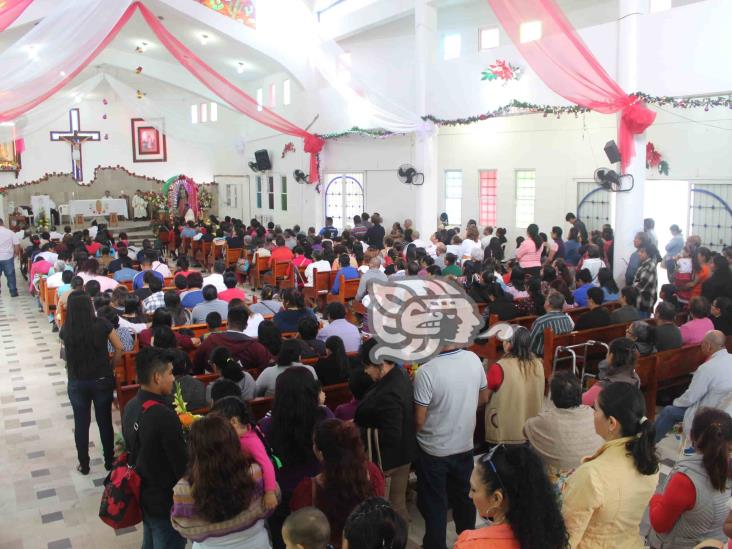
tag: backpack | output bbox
[99,400,160,529]
[252,423,282,470]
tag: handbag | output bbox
[98,400,160,529]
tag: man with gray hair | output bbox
[655,330,732,442]
[433,242,447,270]
[356,255,387,302]
[529,291,575,357]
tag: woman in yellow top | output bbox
[455,444,568,549]
[562,382,659,548]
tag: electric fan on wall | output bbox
[397,163,424,185]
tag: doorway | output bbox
[215,175,250,221]
[644,179,689,285]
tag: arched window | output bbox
[324,173,364,230]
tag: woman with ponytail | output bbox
[649,407,732,548]
[563,383,659,548]
[454,444,568,548]
[516,223,545,278]
[206,346,256,403]
[290,419,385,548]
[582,337,641,407]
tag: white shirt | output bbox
[202,273,227,293]
[46,271,66,289]
[37,251,58,264]
[0,226,20,261]
[411,238,428,250]
[49,231,64,241]
[459,239,481,259]
[119,316,147,334]
[304,260,331,287]
[152,261,172,278]
[676,350,732,435]
[89,226,98,239]
[243,313,264,339]
[582,257,606,283]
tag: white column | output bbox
[613,0,647,283]
[414,0,439,236]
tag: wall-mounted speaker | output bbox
[254,149,272,171]
[604,140,621,164]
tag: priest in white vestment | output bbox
[132,191,148,220]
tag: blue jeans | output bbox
[67,376,115,468]
[416,447,476,549]
[0,258,18,296]
[142,514,186,549]
[655,404,687,443]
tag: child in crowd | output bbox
[210,396,278,511]
[201,311,223,341]
[283,507,332,549]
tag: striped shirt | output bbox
[529,311,575,357]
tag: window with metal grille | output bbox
[255,176,262,209]
[515,170,536,229]
[281,176,288,211]
[479,170,497,227]
[267,176,275,210]
[445,170,463,225]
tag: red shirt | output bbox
[174,270,195,278]
[270,246,294,264]
[219,288,247,303]
[138,328,195,351]
[649,472,696,533]
[290,462,385,549]
[85,242,102,255]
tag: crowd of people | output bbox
[1,206,732,549]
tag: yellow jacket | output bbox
[562,436,659,549]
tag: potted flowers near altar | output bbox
[198,186,213,218]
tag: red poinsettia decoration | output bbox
[481,59,521,82]
[646,142,669,175]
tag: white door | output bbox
[215,175,249,221]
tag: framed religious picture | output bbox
[131,118,167,163]
[0,137,22,177]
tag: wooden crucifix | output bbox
[50,108,101,181]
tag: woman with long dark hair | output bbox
[563,383,659,547]
[60,291,123,474]
[290,419,385,548]
[702,254,732,303]
[272,288,316,333]
[649,407,732,547]
[170,415,274,548]
[710,296,732,335]
[260,367,333,548]
[454,445,568,549]
[597,267,620,301]
[582,337,641,406]
[314,335,351,386]
[484,326,544,444]
[515,223,545,278]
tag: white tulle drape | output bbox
[0,0,134,122]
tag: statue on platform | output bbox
[177,187,188,219]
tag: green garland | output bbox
[317,93,732,138]
[319,127,403,140]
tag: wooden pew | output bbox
[172,321,228,339]
[262,260,291,289]
[117,372,222,414]
[327,275,360,305]
[250,256,271,290]
[303,270,336,310]
[225,247,243,267]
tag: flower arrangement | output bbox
[198,186,213,210]
[173,381,201,429]
[35,210,50,231]
[646,142,670,175]
[142,190,167,211]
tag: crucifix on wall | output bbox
[50,108,101,181]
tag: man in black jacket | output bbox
[365,213,386,250]
[355,338,417,524]
[122,347,187,548]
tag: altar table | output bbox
[69,199,128,218]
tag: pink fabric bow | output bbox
[485,0,656,172]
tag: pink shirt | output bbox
[78,273,119,293]
[679,317,715,346]
[239,431,277,492]
[515,239,544,268]
[582,384,602,407]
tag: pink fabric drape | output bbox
[136,2,324,182]
[0,0,33,32]
[485,0,655,172]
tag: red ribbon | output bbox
[304,135,325,184]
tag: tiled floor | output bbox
[0,268,680,549]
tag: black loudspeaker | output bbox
[254,149,272,171]
[604,140,621,164]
